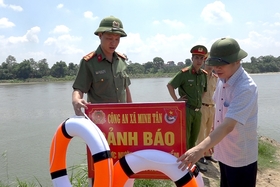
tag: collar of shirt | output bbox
[96,45,119,62]
[190,65,202,74]
[221,65,243,86]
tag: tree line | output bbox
[0,55,280,80]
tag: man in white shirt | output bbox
[177,37,258,187]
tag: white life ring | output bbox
[49,116,113,187]
[113,149,203,187]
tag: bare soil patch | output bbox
[201,137,280,187]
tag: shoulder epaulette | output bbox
[116,52,127,60]
[83,51,96,61]
[202,69,208,75]
[213,72,218,78]
[181,67,190,72]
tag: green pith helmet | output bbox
[94,16,127,37]
[205,38,247,66]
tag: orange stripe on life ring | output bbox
[49,116,113,187]
[91,150,114,186]
[49,122,71,175]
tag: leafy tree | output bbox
[251,57,257,63]
[177,62,184,66]
[163,65,182,73]
[143,61,155,74]
[185,59,192,66]
[68,62,79,76]
[262,62,279,72]
[27,58,39,78]
[127,63,145,74]
[0,62,9,79]
[1,54,280,81]
[38,59,50,77]
[166,61,175,66]
[157,68,165,74]
[16,60,32,79]
[0,65,11,80]
[50,61,68,78]
[6,55,17,67]
[152,57,164,71]
[4,55,18,79]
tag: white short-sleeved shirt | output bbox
[213,66,258,167]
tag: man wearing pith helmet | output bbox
[177,38,258,187]
[167,44,208,172]
[72,15,132,115]
[72,16,132,186]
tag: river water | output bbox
[0,74,279,185]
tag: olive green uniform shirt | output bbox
[73,45,131,103]
[168,65,207,107]
[169,65,207,149]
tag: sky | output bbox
[0,0,280,66]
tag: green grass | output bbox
[134,179,175,187]
[1,137,279,187]
[68,163,88,187]
[258,137,279,170]
[0,178,42,187]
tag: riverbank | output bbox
[0,76,75,85]
[0,136,279,187]
[201,136,280,187]
[1,72,280,85]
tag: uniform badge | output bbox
[91,110,106,124]
[97,54,102,62]
[112,21,120,28]
[95,70,106,75]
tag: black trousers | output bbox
[219,161,257,187]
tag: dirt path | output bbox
[201,137,280,187]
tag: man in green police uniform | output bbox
[71,16,132,185]
[167,45,208,171]
[72,16,132,116]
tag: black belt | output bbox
[186,104,200,112]
[202,103,215,107]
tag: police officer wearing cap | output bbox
[72,16,132,116]
[177,38,258,187]
[167,45,208,171]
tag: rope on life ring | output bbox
[113,149,200,187]
[49,116,113,187]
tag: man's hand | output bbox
[177,146,203,171]
[72,99,88,116]
[176,95,188,101]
